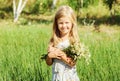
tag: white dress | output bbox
[52,39,80,81]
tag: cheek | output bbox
[58,25,62,30]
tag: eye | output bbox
[65,22,69,24]
[58,21,63,25]
[65,21,71,24]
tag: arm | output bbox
[45,43,54,66]
[45,44,53,66]
[45,45,63,66]
[48,47,76,67]
[46,45,76,67]
[59,51,76,67]
[46,51,64,66]
[45,53,53,66]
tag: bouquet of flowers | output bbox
[40,42,91,64]
[63,42,91,64]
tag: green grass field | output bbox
[0,21,120,81]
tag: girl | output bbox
[45,5,80,81]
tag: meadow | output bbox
[0,20,120,81]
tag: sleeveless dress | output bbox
[52,39,80,81]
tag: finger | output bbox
[56,53,64,56]
[59,53,64,56]
[56,56,61,59]
[48,47,55,52]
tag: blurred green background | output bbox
[0,0,120,81]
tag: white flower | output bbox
[63,42,91,64]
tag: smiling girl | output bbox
[45,5,80,81]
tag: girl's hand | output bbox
[58,52,76,67]
[48,46,56,53]
[47,46,76,67]
[48,47,64,59]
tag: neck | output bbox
[60,33,69,41]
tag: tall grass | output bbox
[77,27,120,81]
[0,23,120,81]
[0,24,52,81]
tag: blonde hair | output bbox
[50,5,79,46]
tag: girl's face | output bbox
[57,17,72,36]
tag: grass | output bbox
[0,20,120,81]
[77,25,120,81]
[0,22,52,81]
[0,1,120,81]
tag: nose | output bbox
[62,23,66,27]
